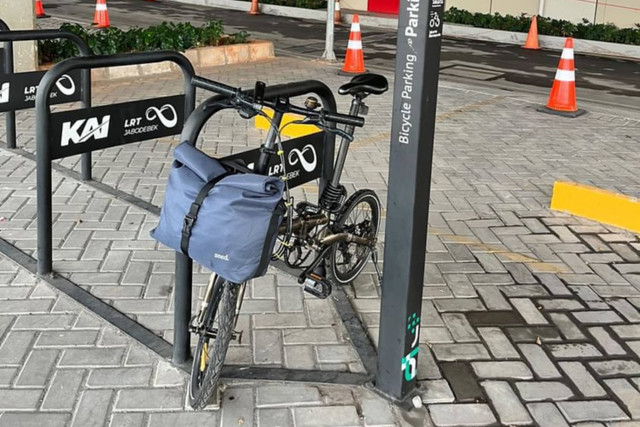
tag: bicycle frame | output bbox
[255,94,377,291]
[258,95,366,191]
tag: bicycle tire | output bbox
[329,189,381,284]
[188,277,240,409]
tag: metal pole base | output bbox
[321,51,338,63]
[366,381,425,411]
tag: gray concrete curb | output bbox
[173,0,640,60]
[38,40,276,81]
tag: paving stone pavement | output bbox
[0,250,400,426]
[0,56,639,426]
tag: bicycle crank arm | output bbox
[298,245,333,284]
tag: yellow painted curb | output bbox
[255,108,321,138]
[550,181,640,234]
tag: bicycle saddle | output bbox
[338,73,389,97]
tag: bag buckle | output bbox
[183,214,197,234]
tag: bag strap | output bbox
[180,171,233,255]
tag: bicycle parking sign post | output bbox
[375,0,445,401]
[0,27,92,177]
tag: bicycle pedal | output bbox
[302,273,332,299]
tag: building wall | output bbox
[447,0,640,27]
[446,0,491,14]
[342,0,367,12]
[542,0,596,24]
[595,0,640,28]
[0,0,37,72]
[491,0,538,16]
[355,0,640,28]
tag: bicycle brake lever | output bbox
[239,108,258,119]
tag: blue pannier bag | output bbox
[151,142,286,283]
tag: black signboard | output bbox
[222,132,324,189]
[0,69,82,113]
[49,94,185,160]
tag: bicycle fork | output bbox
[232,282,247,344]
[195,274,247,343]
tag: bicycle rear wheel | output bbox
[188,276,240,409]
[329,189,381,284]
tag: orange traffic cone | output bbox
[35,0,49,19]
[341,15,366,75]
[524,15,540,49]
[93,0,110,29]
[334,0,342,25]
[249,0,260,15]
[538,38,585,117]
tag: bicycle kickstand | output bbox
[371,247,383,287]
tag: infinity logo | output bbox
[288,144,317,173]
[55,75,76,96]
[146,104,178,128]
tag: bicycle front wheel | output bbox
[188,276,240,409]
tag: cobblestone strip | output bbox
[0,147,366,373]
[416,217,640,426]
[0,251,402,426]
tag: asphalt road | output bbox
[42,0,640,110]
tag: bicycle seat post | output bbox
[328,94,363,188]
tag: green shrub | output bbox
[444,7,640,45]
[38,21,249,64]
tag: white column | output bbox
[322,0,337,61]
[538,0,545,16]
[0,0,37,72]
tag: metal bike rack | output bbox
[172,80,340,366]
[0,26,92,178]
[0,19,14,150]
[35,51,196,280]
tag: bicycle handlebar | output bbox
[192,76,237,98]
[191,76,365,128]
